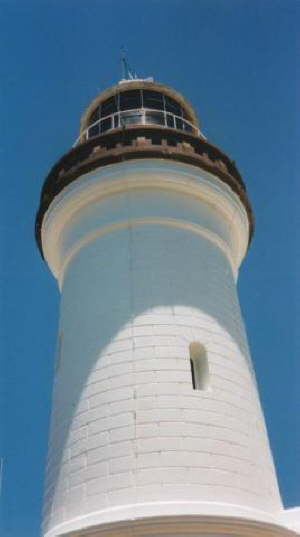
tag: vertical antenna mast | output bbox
[120,46,126,80]
[120,47,138,80]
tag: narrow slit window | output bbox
[190,357,196,389]
[189,342,209,390]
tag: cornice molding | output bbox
[35,127,253,256]
[40,161,249,284]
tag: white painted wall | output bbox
[41,160,294,537]
[281,508,300,534]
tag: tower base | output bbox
[44,505,298,537]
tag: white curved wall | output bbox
[41,161,287,537]
[281,508,300,534]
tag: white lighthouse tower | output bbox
[36,78,300,536]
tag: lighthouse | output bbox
[36,77,299,536]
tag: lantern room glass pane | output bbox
[145,111,165,125]
[120,112,143,126]
[100,117,112,133]
[101,96,118,117]
[175,117,183,130]
[143,90,164,110]
[88,124,100,138]
[120,90,141,111]
[89,107,100,126]
[165,96,182,116]
[166,114,174,128]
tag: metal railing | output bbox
[73,108,205,147]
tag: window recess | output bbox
[189,342,209,390]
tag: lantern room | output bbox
[76,79,204,145]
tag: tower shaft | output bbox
[41,160,286,537]
[36,80,299,536]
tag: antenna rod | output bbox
[120,47,138,80]
[120,46,126,80]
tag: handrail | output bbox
[73,108,205,147]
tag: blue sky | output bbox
[1,1,299,536]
